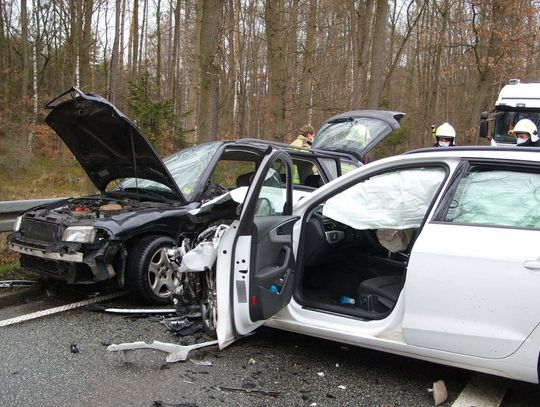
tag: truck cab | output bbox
[479,79,540,146]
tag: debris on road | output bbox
[107,339,219,363]
[214,385,281,398]
[317,372,325,378]
[189,359,212,367]
[96,306,177,315]
[0,291,127,327]
[428,380,447,405]
[70,343,80,354]
[247,358,256,365]
[0,280,36,289]
[153,400,199,407]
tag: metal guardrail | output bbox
[0,198,65,233]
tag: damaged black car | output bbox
[8,88,402,304]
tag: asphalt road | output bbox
[0,289,539,407]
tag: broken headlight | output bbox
[62,226,97,243]
[13,215,23,232]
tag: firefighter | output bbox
[510,119,539,147]
[433,122,456,147]
[290,124,315,148]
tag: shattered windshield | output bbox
[313,117,392,154]
[120,142,222,201]
[494,109,540,144]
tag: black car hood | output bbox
[45,87,185,202]
[312,110,405,161]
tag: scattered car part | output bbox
[189,359,212,367]
[0,280,36,289]
[107,339,219,363]
[213,385,281,398]
[428,380,447,406]
[100,307,177,314]
[0,291,127,327]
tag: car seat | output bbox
[356,275,403,313]
[236,172,255,187]
[304,174,323,188]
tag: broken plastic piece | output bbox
[101,307,177,314]
[190,359,212,367]
[214,385,281,398]
[428,380,448,406]
[317,372,325,377]
[0,280,36,289]
[107,340,219,363]
[70,343,80,354]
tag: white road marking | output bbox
[0,291,127,327]
[451,374,508,407]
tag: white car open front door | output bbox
[216,150,298,349]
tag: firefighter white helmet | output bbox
[435,122,456,139]
[511,119,538,143]
[435,122,456,146]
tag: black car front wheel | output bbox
[127,235,179,305]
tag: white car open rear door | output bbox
[216,150,298,349]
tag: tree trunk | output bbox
[130,0,139,78]
[298,0,317,126]
[265,0,287,140]
[186,0,204,142]
[198,0,224,143]
[80,0,93,87]
[351,0,375,108]
[366,0,387,109]
[21,0,29,147]
[109,0,122,103]
[156,0,162,98]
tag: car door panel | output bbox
[403,163,540,359]
[404,224,540,358]
[217,150,297,345]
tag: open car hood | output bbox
[45,87,185,202]
[312,110,404,161]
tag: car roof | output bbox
[404,146,540,162]
[229,138,358,161]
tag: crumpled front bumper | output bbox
[8,233,121,284]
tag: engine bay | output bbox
[27,196,166,223]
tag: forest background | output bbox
[1,0,540,201]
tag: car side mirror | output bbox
[479,111,489,139]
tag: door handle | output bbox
[256,246,291,285]
[523,259,540,270]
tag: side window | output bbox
[322,167,446,230]
[256,159,289,217]
[442,169,540,229]
[291,159,321,186]
[211,160,256,189]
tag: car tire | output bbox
[126,235,179,305]
[200,267,217,338]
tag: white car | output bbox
[210,146,540,383]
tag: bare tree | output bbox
[366,0,387,108]
[265,0,287,140]
[198,0,224,142]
